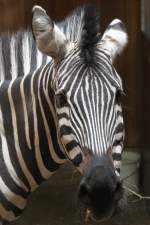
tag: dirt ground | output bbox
[13,163,150,225]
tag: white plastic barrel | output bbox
[120,151,141,192]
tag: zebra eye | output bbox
[115,90,124,104]
[55,92,68,108]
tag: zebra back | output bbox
[0,30,50,82]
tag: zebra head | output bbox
[32,5,128,221]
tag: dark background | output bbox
[0,0,150,193]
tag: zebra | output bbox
[0,4,128,224]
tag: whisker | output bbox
[123,185,150,201]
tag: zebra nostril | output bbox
[78,183,91,206]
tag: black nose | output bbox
[78,155,124,217]
[78,178,114,215]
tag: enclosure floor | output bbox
[13,163,150,225]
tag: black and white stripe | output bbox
[55,47,125,159]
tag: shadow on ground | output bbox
[13,163,150,225]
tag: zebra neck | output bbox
[28,65,67,182]
[0,66,67,193]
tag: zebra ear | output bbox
[32,5,68,59]
[101,19,128,61]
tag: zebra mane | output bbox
[58,7,84,43]
[58,5,100,64]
